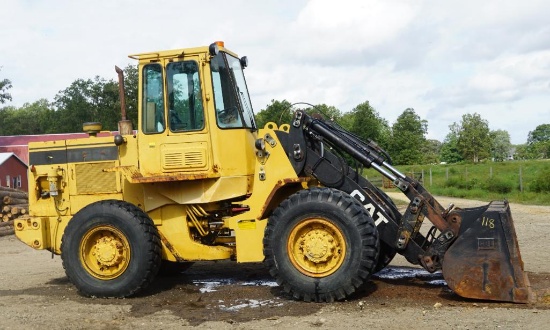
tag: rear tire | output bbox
[61,200,161,297]
[264,188,379,302]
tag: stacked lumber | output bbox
[0,187,28,237]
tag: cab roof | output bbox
[128,42,238,62]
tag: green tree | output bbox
[338,111,354,131]
[422,139,442,164]
[513,144,530,160]
[457,113,491,163]
[527,124,550,144]
[388,108,427,165]
[0,99,55,135]
[0,68,12,104]
[254,99,293,128]
[490,129,512,161]
[255,100,343,129]
[0,105,17,135]
[309,104,342,122]
[121,64,139,128]
[348,101,390,149]
[440,123,463,163]
[526,124,550,159]
[54,76,120,133]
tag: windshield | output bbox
[211,52,256,129]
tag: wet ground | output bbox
[3,258,547,327]
[2,195,550,328]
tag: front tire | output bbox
[61,200,161,297]
[264,188,379,302]
[158,260,194,276]
[369,186,399,272]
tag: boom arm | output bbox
[283,110,461,272]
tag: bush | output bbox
[483,177,513,194]
[444,177,479,190]
[530,169,550,193]
[448,167,458,175]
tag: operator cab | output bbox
[127,42,257,201]
[139,42,255,135]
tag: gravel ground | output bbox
[0,195,549,329]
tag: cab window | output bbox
[167,61,204,132]
[211,53,256,129]
[142,64,165,134]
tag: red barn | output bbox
[0,152,28,191]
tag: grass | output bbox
[363,159,550,206]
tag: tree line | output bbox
[255,100,549,165]
[0,65,138,135]
[1,67,548,165]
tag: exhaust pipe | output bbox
[115,66,133,135]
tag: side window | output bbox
[226,55,255,129]
[167,61,204,132]
[211,54,244,129]
[142,64,165,134]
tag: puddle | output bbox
[193,278,278,293]
[218,298,285,311]
[374,266,447,286]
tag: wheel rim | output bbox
[80,225,131,280]
[287,218,346,277]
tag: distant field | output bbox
[363,159,550,206]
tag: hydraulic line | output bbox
[307,118,404,181]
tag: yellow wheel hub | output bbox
[80,225,130,280]
[287,218,346,277]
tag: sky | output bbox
[1,0,549,144]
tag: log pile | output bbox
[0,187,29,237]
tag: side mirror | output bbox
[240,56,248,68]
[209,43,219,56]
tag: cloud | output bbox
[425,50,550,109]
[1,0,549,145]
[286,0,419,66]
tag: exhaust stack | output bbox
[115,66,133,135]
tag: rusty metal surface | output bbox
[115,66,127,121]
[104,165,212,183]
[257,177,308,219]
[442,201,533,303]
[158,231,185,262]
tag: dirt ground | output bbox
[1,194,550,329]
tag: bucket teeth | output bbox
[442,201,532,303]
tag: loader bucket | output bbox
[442,201,533,303]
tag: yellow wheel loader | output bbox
[15,41,531,303]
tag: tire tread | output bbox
[264,187,379,302]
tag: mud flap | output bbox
[442,201,533,303]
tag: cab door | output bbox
[137,56,213,178]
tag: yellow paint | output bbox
[17,42,308,268]
[237,220,256,230]
[287,218,346,277]
[79,225,131,280]
[228,126,306,263]
[155,205,233,261]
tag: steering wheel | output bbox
[218,106,238,125]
